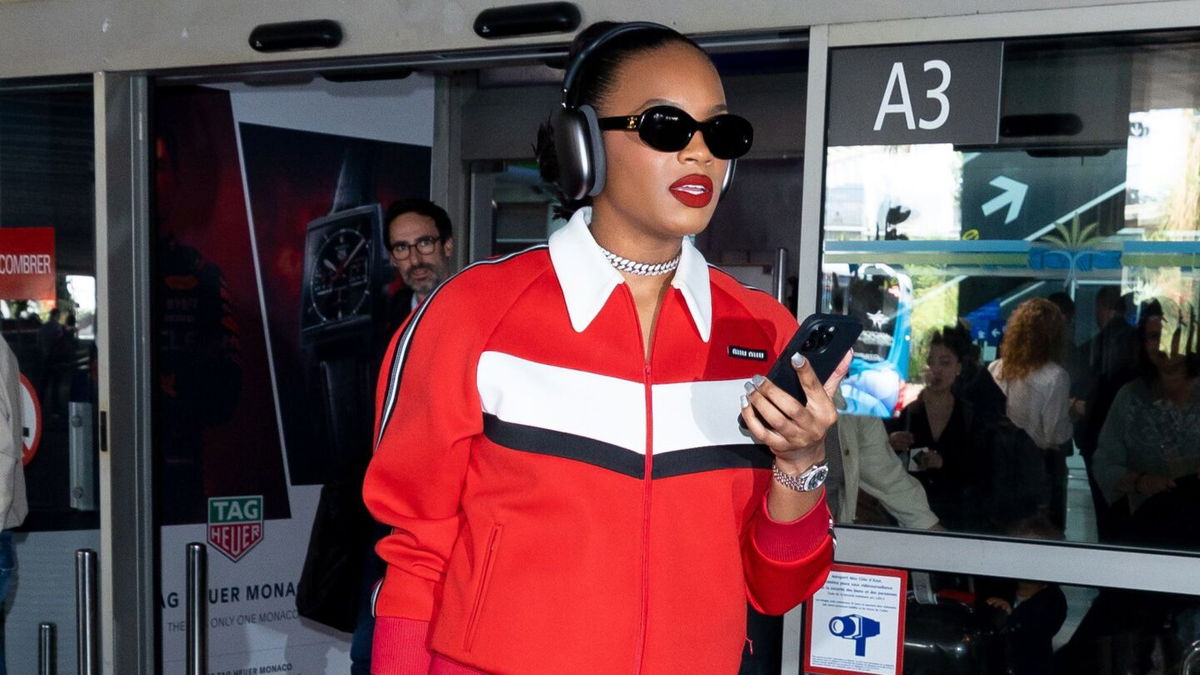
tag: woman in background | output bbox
[968,298,1072,530]
[1093,300,1200,547]
[888,324,981,530]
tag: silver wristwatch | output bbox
[773,460,829,492]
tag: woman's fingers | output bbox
[821,350,854,401]
[739,394,789,453]
[748,374,807,422]
[791,353,840,432]
[744,383,822,451]
[744,380,798,431]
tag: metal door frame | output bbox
[95,71,156,674]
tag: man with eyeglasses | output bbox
[382,198,455,337]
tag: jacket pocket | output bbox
[463,522,503,652]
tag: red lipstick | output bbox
[669,174,713,208]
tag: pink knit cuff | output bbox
[372,616,486,674]
[753,489,832,562]
[372,617,434,675]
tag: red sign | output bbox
[0,228,56,300]
[209,522,264,561]
[18,374,41,465]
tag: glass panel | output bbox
[0,80,98,672]
[821,32,1200,552]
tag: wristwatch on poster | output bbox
[298,143,387,460]
[773,460,829,492]
[299,144,386,351]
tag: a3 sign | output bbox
[827,41,1004,147]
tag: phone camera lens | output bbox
[801,337,816,351]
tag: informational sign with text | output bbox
[805,564,907,675]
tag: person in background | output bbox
[888,324,983,531]
[1048,291,1086,421]
[380,198,455,339]
[990,299,1073,450]
[35,307,65,418]
[0,333,30,675]
[968,298,1072,530]
[1093,299,1200,547]
[983,517,1068,675]
[1074,286,1137,539]
[834,407,941,530]
[1041,292,1082,529]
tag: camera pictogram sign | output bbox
[805,564,907,675]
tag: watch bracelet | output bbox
[772,460,825,492]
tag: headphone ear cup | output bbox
[552,107,592,202]
[720,159,736,198]
[579,105,606,197]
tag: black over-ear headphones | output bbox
[552,22,736,203]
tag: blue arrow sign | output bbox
[981,176,1029,224]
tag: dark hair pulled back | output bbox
[535,22,704,219]
[928,323,972,363]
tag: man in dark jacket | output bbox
[1073,287,1135,540]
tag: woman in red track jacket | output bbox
[364,21,846,674]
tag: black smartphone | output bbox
[738,313,863,429]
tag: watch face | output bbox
[803,464,830,491]
[310,226,371,322]
[299,204,384,344]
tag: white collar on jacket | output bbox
[547,206,712,342]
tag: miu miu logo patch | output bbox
[727,345,768,361]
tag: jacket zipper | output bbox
[623,285,656,674]
[463,522,503,652]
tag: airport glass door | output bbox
[0,78,100,674]
[813,25,1200,674]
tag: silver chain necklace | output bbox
[598,246,681,276]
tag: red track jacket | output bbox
[364,207,834,674]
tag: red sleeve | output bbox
[739,292,835,615]
[742,494,834,615]
[753,490,831,560]
[363,279,488,623]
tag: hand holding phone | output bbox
[738,313,862,431]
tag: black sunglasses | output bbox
[597,105,753,159]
